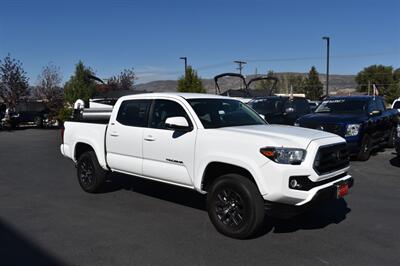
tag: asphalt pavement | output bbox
[0,129,399,266]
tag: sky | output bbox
[0,0,399,84]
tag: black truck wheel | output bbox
[206,174,265,239]
[357,134,372,161]
[77,151,107,193]
[386,127,397,148]
[34,116,43,128]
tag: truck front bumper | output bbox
[264,177,354,218]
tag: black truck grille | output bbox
[320,124,342,136]
[313,143,349,175]
[302,123,343,136]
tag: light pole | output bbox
[180,57,187,75]
[322,36,330,96]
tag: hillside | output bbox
[135,73,357,94]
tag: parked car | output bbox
[396,124,400,158]
[392,98,400,112]
[8,101,50,128]
[0,103,6,129]
[295,96,399,161]
[61,93,353,239]
[248,96,311,125]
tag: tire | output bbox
[206,174,265,239]
[34,116,43,128]
[77,151,107,193]
[357,134,372,161]
[386,127,396,148]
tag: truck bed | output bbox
[61,121,108,169]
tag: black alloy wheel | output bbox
[76,151,107,193]
[207,174,265,239]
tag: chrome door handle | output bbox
[144,136,155,141]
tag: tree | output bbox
[34,63,64,115]
[286,74,306,94]
[254,70,280,93]
[177,66,205,93]
[64,61,96,105]
[304,66,323,100]
[0,54,30,107]
[106,68,137,91]
[356,65,399,103]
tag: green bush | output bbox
[57,107,72,124]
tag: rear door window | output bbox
[116,100,151,127]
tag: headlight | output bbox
[345,124,361,137]
[260,147,306,164]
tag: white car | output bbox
[61,93,353,238]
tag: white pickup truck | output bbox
[61,92,353,238]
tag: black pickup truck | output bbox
[247,96,311,125]
[6,102,50,128]
[295,96,399,161]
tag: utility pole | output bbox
[234,60,247,75]
[180,57,187,75]
[322,36,330,96]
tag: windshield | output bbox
[248,98,285,114]
[315,99,368,114]
[187,98,267,128]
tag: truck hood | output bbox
[218,124,340,149]
[297,113,367,125]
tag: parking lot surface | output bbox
[0,129,399,266]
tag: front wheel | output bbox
[386,127,397,148]
[77,151,107,193]
[206,174,265,239]
[357,134,372,161]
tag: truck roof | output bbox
[327,95,382,101]
[118,92,232,101]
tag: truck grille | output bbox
[302,123,343,136]
[313,143,349,175]
[320,124,342,136]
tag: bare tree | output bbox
[34,63,64,114]
[106,68,137,90]
[0,54,30,107]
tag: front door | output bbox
[142,99,196,186]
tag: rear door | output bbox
[106,99,151,175]
[142,99,196,186]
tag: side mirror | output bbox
[369,110,381,116]
[165,116,191,131]
[259,114,266,120]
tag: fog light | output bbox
[289,179,301,189]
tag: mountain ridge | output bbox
[135,72,357,94]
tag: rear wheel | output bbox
[357,134,372,161]
[34,116,43,128]
[77,151,107,193]
[206,174,265,239]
